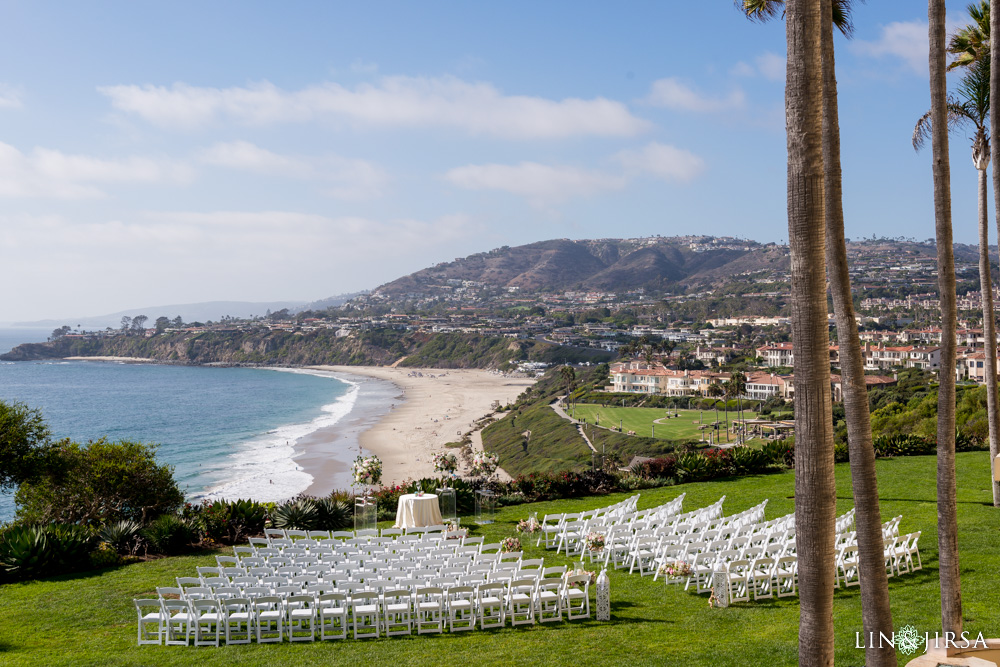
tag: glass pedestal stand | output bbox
[475,489,496,525]
[439,487,457,524]
[354,489,377,534]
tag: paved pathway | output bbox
[549,399,598,453]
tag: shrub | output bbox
[728,446,768,475]
[638,456,678,480]
[0,523,98,581]
[142,514,194,555]
[675,453,711,482]
[313,498,351,531]
[15,438,183,525]
[90,542,121,568]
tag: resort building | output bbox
[609,362,729,396]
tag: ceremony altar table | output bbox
[395,493,443,529]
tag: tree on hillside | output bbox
[131,315,148,334]
[50,326,71,341]
[736,1,898,662]
[120,315,132,335]
[929,0,964,637]
[915,48,1000,508]
[154,316,170,334]
[0,400,54,491]
[15,438,183,525]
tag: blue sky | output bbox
[0,2,983,320]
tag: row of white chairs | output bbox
[536,494,646,550]
[137,575,592,645]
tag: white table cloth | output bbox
[394,493,443,529]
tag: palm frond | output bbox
[734,0,783,23]
[913,101,980,151]
[947,1,989,70]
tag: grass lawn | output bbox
[572,405,758,444]
[2,452,997,666]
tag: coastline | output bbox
[306,366,535,486]
[45,355,536,498]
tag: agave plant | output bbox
[223,499,268,543]
[271,499,319,530]
[99,519,144,556]
[142,514,194,556]
[0,523,97,581]
[313,498,351,531]
[674,453,711,482]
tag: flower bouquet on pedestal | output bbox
[516,517,540,534]
[432,452,458,480]
[500,536,521,553]
[657,560,693,582]
[351,454,383,493]
[470,451,499,478]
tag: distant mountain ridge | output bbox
[375,237,790,295]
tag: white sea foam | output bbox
[200,369,360,503]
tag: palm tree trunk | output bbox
[977,164,1000,507]
[819,2,895,663]
[989,0,1000,507]
[787,0,836,664]
[929,0,963,637]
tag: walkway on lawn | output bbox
[550,399,597,453]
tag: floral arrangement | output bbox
[564,567,597,586]
[500,536,521,553]
[470,451,499,477]
[585,532,605,552]
[432,452,459,474]
[352,454,383,486]
[516,517,540,534]
[657,560,693,580]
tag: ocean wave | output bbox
[200,372,359,503]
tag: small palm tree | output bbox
[707,382,725,443]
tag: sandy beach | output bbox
[306,366,535,488]
[64,356,153,362]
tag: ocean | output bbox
[0,328,381,523]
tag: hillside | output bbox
[376,237,785,296]
[0,330,613,369]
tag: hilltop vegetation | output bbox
[0,329,612,369]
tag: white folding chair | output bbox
[191,599,223,647]
[286,594,316,642]
[563,574,590,620]
[161,599,193,646]
[134,599,164,645]
[507,578,536,626]
[254,596,284,643]
[534,577,562,623]
[383,588,413,637]
[414,586,445,634]
[478,583,506,629]
[750,558,775,600]
[351,591,381,639]
[446,585,476,632]
[222,597,253,644]
[774,556,798,598]
[318,592,349,640]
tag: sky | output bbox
[0,1,986,321]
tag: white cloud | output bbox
[731,53,785,81]
[852,21,928,75]
[0,142,192,199]
[98,75,651,138]
[0,84,23,109]
[645,77,745,112]
[615,142,706,183]
[446,141,705,204]
[199,140,387,200]
[445,162,626,204]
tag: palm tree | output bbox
[784,1,837,664]
[929,0,964,638]
[738,2,886,663]
[946,0,1000,509]
[730,370,748,437]
[707,382,725,443]
[915,55,1000,509]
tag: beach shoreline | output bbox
[305,366,535,488]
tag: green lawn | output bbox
[2,452,997,666]
[572,405,757,443]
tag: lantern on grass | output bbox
[710,565,730,608]
[596,569,610,621]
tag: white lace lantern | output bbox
[596,568,610,620]
[711,566,730,608]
